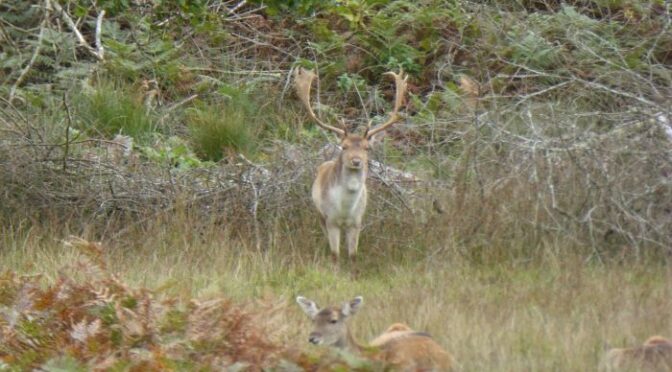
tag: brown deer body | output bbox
[296,296,454,371]
[294,68,407,260]
[602,336,672,371]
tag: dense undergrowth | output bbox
[1,0,672,370]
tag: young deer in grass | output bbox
[296,296,453,371]
[294,68,408,262]
[602,336,672,371]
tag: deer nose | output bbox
[351,158,362,167]
[309,333,321,344]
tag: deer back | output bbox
[603,336,672,371]
[371,324,454,371]
[378,336,453,371]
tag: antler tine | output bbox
[293,67,346,137]
[365,69,408,139]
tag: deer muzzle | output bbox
[309,332,322,345]
[349,157,363,169]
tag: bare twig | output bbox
[575,79,658,108]
[513,80,574,108]
[50,1,104,61]
[227,0,248,15]
[159,94,198,122]
[645,2,671,62]
[502,59,661,108]
[185,67,285,76]
[50,2,88,47]
[95,10,106,60]
[229,32,293,57]
[63,93,73,171]
[571,30,661,99]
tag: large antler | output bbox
[294,67,346,137]
[365,70,408,139]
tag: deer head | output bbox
[296,296,363,348]
[293,67,408,169]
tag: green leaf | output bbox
[41,355,87,372]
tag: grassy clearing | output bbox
[2,221,670,371]
[2,1,671,369]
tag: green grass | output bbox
[2,221,670,371]
[186,102,259,161]
[77,82,157,142]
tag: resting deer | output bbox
[296,296,453,371]
[602,336,672,371]
[294,68,408,261]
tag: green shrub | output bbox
[78,82,157,142]
[186,103,258,162]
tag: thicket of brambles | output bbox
[1,0,671,369]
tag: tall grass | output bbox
[2,209,671,371]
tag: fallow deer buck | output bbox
[296,296,454,371]
[294,67,408,261]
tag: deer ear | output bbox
[296,296,320,319]
[341,296,363,317]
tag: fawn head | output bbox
[296,296,363,347]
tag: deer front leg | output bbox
[326,222,341,261]
[345,225,361,258]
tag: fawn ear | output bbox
[296,296,320,319]
[341,296,363,317]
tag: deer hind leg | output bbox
[318,215,327,236]
[325,222,341,260]
[345,225,361,258]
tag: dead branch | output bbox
[160,94,198,121]
[49,1,104,61]
[227,0,248,15]
[95,10,105,60]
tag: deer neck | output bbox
[336,157,367,193]
[334,326,365,354]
